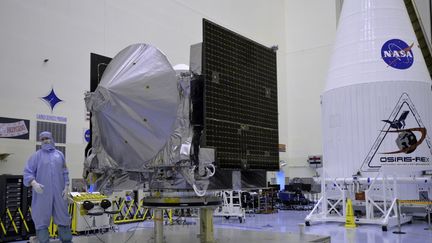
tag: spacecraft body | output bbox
[322,0,432,193]
[83,44,215,195]
[82,19,279,196]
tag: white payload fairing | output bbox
[322,0,432,179]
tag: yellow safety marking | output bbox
[116,219,143,223]
[0,220,6,235]
[163,197,180,203]
[6,209,18,233]
[18,208,29,232]
[124,200,135,219]
[169,209,173,225]
[399,200,432,205]
[114,200,125,221]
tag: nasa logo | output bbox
[84,129,91,143]
[381,39,414,69]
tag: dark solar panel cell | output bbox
[202,19,279,170]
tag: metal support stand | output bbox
[393,199,406,234]
[154,209,164,243]
[199,208,215,243]
[306,172,412,230]
[425,205,432,231]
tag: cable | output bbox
[126,225,148,231]
[86,147,93,157]
[83,216,107,243]
[192,184,206,197]
[123,221,142,243]
[200,164,216,179]
[206,164,215,177]
[82,211,144,243]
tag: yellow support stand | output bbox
[143,208,149,219]
[168,209,173,225]
[133,200,142,220]
[114,199,125,222]
[124,199,135,220]
[200,208,215,243]
[114,198,148,224]
[345,199,356,228]
[49,217,58,237]
[161,209,173,225]
[70,203,78,235]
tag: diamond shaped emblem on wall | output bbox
[41,88,63,112]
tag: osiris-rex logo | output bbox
[380,157,429,163]
[379,110,429,163]
[361,93,432,172]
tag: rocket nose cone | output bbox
[324,0,430,92]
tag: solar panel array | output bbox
[202,19,279,170]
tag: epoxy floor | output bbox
[13,210,432,243]
[52,226,330,243]
[214,211,432,243]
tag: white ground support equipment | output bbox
[304,172,430,231]
[214,191,246,223]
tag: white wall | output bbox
[4,0,430,189]
[414,0,431,43]
[0,0,286,180]
[280,0,337,179]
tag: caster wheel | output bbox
[305,221,310,226]
[382,226,388,232]
[224,216,230,220]
[239,217,243,223]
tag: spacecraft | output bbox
[82,19,279,203]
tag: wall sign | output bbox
[36,114,67,123]
[0,117,30,139]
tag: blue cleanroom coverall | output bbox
[23,131,72,243]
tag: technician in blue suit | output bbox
[23,131,72,243]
